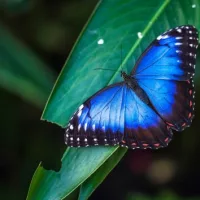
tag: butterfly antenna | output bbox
[94,68,117,72]
[120,43,126,73]
[120,43,123,72]
[94,43,124,74]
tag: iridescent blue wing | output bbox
[119,86,172,149]
[65,83,172,149]
[132,25,198,131]
[65,83,125,147]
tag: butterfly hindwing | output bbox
[136,78,194,131]
[119,86,172,149]
[65,83,172,149]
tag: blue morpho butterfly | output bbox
[65,25,199,149]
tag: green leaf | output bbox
[0,23,54,108]
[28,0,200,200]
[78,148,126,200]
[27,147,121,200]
[0,0,31,12]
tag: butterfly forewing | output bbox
[65,83,125,147]
[132,25,198,80]
[133,25,198,131]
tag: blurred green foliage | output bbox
[127,190,200,200]
[0,0,97,199]
[1,0,200,200]
[0,22,54,107]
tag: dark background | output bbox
[0,0,200,199]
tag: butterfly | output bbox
[65,25,198,149]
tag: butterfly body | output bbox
[121,71,151,105]
[65,25,198,149]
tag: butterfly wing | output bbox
[65,83,125,147]
[132,25,198,131]
[65,83,172,149]
[133,25,198,80]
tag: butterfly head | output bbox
[121,71,129,79]
[121,71,137,87]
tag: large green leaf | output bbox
[78,148,126,200]
[0,23,54,107]
[28,0,200,200]
[27,146,122,200]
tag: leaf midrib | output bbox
[108,0,171,83]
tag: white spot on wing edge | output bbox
[77,110,82,117]
[162,35,169,39]
[70,125,73,130]
[79,104,84,110]
[157,35,162,40]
